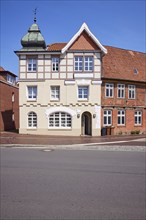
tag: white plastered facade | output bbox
[17,23,107,136]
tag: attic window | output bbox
[134,68,138,75]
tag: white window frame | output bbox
[27,58,37,72]
[105,83,114,98]
[27,86,37,101]
[48,112,72,129]
[117,110,125,126]
[52,57,59,72]
[103,110,112,126]
[74,56,83,71]
[128,85,136,99]
[12,93,15,102]
[135,111,142,125]
[28,112,37,129]
[7,74,15,85]
[50,86,60,100]
[84,56,93,71]
[78,86,89,100]
[117,84,125,98]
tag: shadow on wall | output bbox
[1,110,16,131]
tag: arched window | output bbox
[49,112,71,128]
[28,112,37,128]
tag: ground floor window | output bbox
[117,110,125,125]
[103,110,112,126]
[49,112,71,128]
[135,111,142,125]
[28,112,37,128]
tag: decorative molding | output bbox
[76,79,91,85]
[74,73,93,79]
[45,106,77,117]
[92,80,102,85]
[64,80,75,85]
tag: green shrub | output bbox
[131,130,140,135]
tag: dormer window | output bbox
[27,58,37,72]
[7,74,15,85]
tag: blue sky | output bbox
[0,0,145,76]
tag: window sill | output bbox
[27,99,37,102]
[117,125,125,127]
[48,127,72,130]
[27,128,37,130]
[78,99,88,102]
[50,99,60,102]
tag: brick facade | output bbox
[101,46,146,135]
[0,68,19,131]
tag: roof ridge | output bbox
[103,45,146,54]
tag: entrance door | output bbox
[81,112,92,135]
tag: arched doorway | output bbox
[81,112,92,135]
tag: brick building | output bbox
[101,46,146,135]
[0,67,19,131]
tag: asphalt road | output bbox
[1,148,146,220]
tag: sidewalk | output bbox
[0,131,146,146]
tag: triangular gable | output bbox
[61,22,107,54]
[68,30,101,51]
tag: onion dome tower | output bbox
[21,13,46,51]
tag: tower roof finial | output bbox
[33,7,37,23]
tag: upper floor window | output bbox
[105,83,114,98]
[104,110,112,126]
[78,86,89,100]
[7,74,15,85]
[74,56,83,71]
[27,86,37,100]
[27,58,37,72]
[117,110,125,125]
[117,84,125,98]
[49,112,71,128]
[135,111,142,125]
[128,85,135,99]
[84,56,93,71]
[52,57,59,72]
[28,112,37,128]
[74,56,93,72]
[50,86,60,100]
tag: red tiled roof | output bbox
[0,66,17,77]
[47,43,67,51]
[46,43,146,82]
[102,46,146,82]
[0,66,5,71]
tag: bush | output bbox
[118,131,123,135]
[131,130,140,135]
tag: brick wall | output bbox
[0,81,19,131]
[101,79,146,135]
[101,108,146,135]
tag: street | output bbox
[1,148,146,220]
